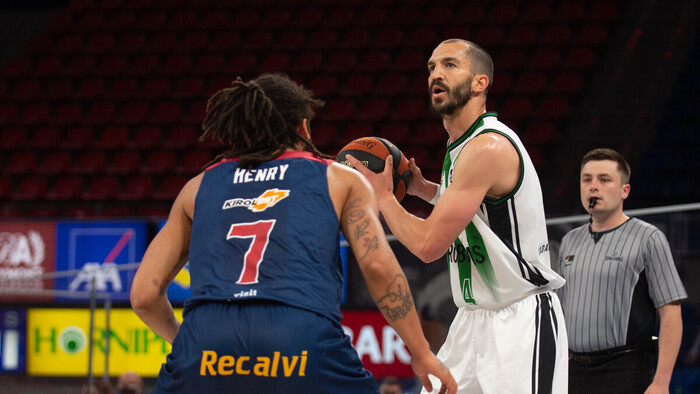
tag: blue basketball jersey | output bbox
[187,151,344,323]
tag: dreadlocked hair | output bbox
[200,73,330,170]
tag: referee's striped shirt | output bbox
[555,217,687,353]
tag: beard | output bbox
[429,77,473,117]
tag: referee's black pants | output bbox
[569,349,653,394]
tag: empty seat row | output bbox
[48,3,619,34]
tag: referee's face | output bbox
[580,160,630,214]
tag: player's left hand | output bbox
[346,154,394,200]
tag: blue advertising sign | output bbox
[55,221,148,302]
[156,219,192,304]
[0,308,26,373]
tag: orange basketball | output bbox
[336,136,411,202]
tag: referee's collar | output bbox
[588,217,632,243]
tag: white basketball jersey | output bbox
[439,113,565,309]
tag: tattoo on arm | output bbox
[376,274,414,322]
[359,235,379,260]
[157,253,189,296]
[354,219,370,240]
[343,198,365,224]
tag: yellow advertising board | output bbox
[28,308,183,377]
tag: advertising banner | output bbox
[0,222,56,302]
[0,308,26,373]
[27,308,182,377]
[341,310,412,378]
[55,221,148,302]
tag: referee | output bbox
[555,148,687,394]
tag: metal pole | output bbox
[103,296,111,384]
[87,276,96,394]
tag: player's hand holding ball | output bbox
[336,137,410,202]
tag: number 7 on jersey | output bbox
[226,220,276,284]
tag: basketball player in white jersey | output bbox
[348,39,568,393]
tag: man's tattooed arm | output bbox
[375,274,414,322]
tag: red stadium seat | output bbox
[589,3,619,22]
[307,123,337,149]
[137,78,171,99]
[259,53,291,73]
[415,122,447,146]
[170,10,197,30]
[529,48,561,70]
[456,4,486,24]
[36,151,72,175]
[541,25,574,46]
[154,175,189,200]
[475,26,505,47]
[95,126,129,149]
[121,102,151,124]
[230,10,260,29]
[306,30,338,50]
[0,104,18,124]
[173,77,206,99]
[391,51,425,72]
[128,126,162,149]
[564,48,596,69]
[106,78,138,99]
[576,25,608,45]
[393,98,426,121]
[115,33,147,53]
[306,75,338,98]
[358,99,390,121]
[0,177,12,200]
[74,151,107,174]
[54,103,83,125]
[502,97,534,120]
[550,72,583,93]
[338,29,371,50]
[324,8,355,28]
[63,56,95,76]
[535,97,570,120]
[12,176,48,201]
[290,52,323,74]
[152,103,183,125]
[184,102,207,124]
[513,72,547,94]
[261,9,292,29]
[371,28,403,48]
[10,80,41,101]
[489,71,513,95]
[33,57,62,77]
[228,54,258,75]
[490,4,519,24]
[141,150,177,174]
[25,34,52,55]
[19,103,51,125]
[209,31,241,52]
[75,78,106,99]
[376,74,408,96]
[105,11,136,31]
[107,150,141,174]
[96,55,128,76]
[522,122,557,146]
[357,52,390,73]
[275,30,305,51]
[243,31,273,51]
[506,25,538,46]
[84,177,120,201]
[343,123,374,142]
[2,57,32,77]
[193,54,224,75]
[74,12,106,31]
[135,11,167,31]
[554,3,584,22]
[31,126,61,149]
[48,176,83,200]
[379,123,409,146]
[404,27,439,49]
[201,10,229,30]
[327,52,358,73]
[521,3,552,23]
[119,175,154,200]
[357,6,387,26]
[322,100,356,122]
[496,48,527,70]
[294,9,324,28]
[177,150,212,174]
[148,32,177,53]
[52,34,83,54]
[164,125,197,149]
[4,151,38,175]
[339,74,372,97]
[127,55,159,76]
[85,103,117,125]
[0,126,27,149]
[84,34,116,54]
[61,126,94,150]
[162,54,191,75]
[45,80,72,100]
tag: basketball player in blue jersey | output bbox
[130,74,456,394]
[349,39,568,393]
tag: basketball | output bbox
[336,137,411,202]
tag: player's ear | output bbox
[298,118,311,140]
[473,74,489,94]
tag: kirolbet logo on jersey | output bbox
[222,189,290,212]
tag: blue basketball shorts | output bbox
[152,301,379,394]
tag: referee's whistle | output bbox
[588,198,598,209]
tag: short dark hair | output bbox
[440,39,494,94]
[581,148,631,184]
[200,73,329,169]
